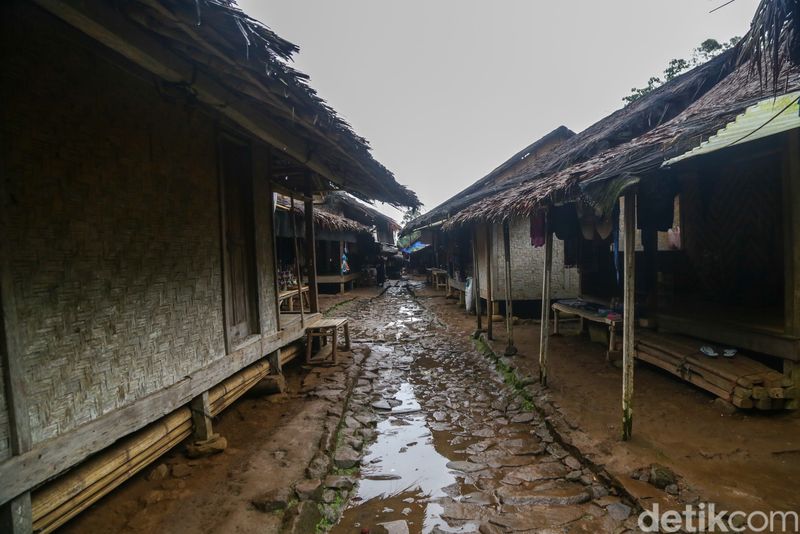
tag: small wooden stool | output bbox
[305,318,351,364]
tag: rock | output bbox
[510,412,535,424]
[170,463,192,478]
[281,501,322,534]
[649,463,677,489]
[479,522,505,534]
[324,475,355,490]
[306,453,331,479]
[566,470,583,481]
[607,502,632,521]
[588,484,609,498]
[713,397,737,415]
[334,447,360,469]
[371,400,392,410]
[496,482,591,506]
[446,461,486,473]
[295,478,322,500]
[665,483,679,495]
[147,464,169,482]
[321,488,338,503]
[252,487,293,513]
[563,455,582,470]
[159,479,186,490]
[185,434,227,459]
[376,520,410,534]
[504,462,568,483]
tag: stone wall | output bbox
[0,3,278,449]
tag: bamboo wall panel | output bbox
[487,219,580,301]
[0,354,9,461]
[0,7,228,445]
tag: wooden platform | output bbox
[315,273,361,293]
[552,301,621,354]
[636,330,796,410]
[656,301,799,361]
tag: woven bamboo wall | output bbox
[0,348,8,461]
[0,4,277,447]
[486,220,580,301]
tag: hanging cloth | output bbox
[613,209,621,285]
[530,212,546,247]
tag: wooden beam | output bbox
[502,222,517,356]
[189,392,214,442]
[485,224,494,341]
[0,318,313,506]
[305,178,320,314]
[622,192,637,440]
[538,212,553,386]
[471,227,483,333]
[32,0,358,194]
[784,129,800,337]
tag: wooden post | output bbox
[538,211,553,386]
[471,226,483,334]
[784,129,800,337]
[502,222,517,356]
[485,224,494,340]
[622,192,637,441]
[290,196,304,327]
[304,178,319,314]
[1,240,33,533]
[267,180,281,331]
[338,241,345,294]
[190,391,214,442]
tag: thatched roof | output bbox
[40,0,418,208]
[321,192,401,231]
[275,195,371,233]
[444,0,800,227]
[403,126,575,234]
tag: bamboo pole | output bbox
[471,226,483,334]
[485,224,493,340]
[304,176,320,313]
[538,211,553,386]
[290,195,305,327]
[622,192,637,440]
[502,222,517,356]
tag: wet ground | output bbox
[331,281,636,533]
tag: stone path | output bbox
[328,282,640,534]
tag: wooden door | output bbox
[220,136,259,347]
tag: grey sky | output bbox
[239,0,759,222]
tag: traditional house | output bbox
[446,3,799,436]
[0,1,417,531]
[404,127,581,352]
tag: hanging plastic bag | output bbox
[465,276,474,312]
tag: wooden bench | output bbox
[279,285,310,312]
[305,317,351,364]
[552,301,621,355]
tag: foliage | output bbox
[401,206,424,226]
[623,37,741,104]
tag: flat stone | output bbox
[171,464,192,478]
[372,400,393,410]
[496,482,591,506]
[295,478,322,500]
[376,520,410,534]
[564,455,582,470]
[252,487,293,513]
[185,434,227,459]
[306,453,331,479]
[446,461,486,473]
[504,462,568,483]
[649,463,677,489]
[489,504,587,530]
[510,412,535,424]
[146,464,169,482]
[324,475,355,489]
[607,502,632,521]
[334,447,360,469]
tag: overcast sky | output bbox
[239,0,759,222]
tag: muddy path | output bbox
[331,281,637,534]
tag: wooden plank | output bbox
[189,392,214,442]
[0,314,316,507]
[290,196,304,327]
[538,213,553,386]
[622,192,636,440]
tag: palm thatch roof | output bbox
[275,195,372,233]
[321,192,401,231]
[444,0,800,227]
[403,126,575,234]
[39,0,418,208]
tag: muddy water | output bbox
[331,282,631,534]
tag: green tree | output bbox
[623,36,740,104]
[401,206,423,226]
